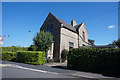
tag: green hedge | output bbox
[2,47,28,52]
[1,51,16,61]
[67,47,120,75]
[16,51,46,65]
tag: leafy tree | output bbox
[33,31,53,52]
[28,45,36,51]
[88,39,95,46]
[112,38,120,47]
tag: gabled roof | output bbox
[41,12,86,33]
[55,17,77,32]
[49,12,77,33]
[74,23,82,30]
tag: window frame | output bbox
[83,31,85,41]
[69,42,74,49]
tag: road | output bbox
[1,61,81,78]
[2,66,74,78]
[1,61,119,80]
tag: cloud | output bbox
[108,25,115,29]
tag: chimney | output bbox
[71,20,77,26]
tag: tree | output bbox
[112,38,120,47]
[88,39,95,46]
[33,31,53,52]
[28,45,36,51]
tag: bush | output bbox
[2,47,28,52]
[16,51,46,65]
[67,48,120,75]
[61,49,68,62]
[28,45,36,51]
[2,51,16,61]
[46,59,54,63]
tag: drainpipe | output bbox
[60,24,64,63]
[78,30,79,48]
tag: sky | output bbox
[2,2,118,47]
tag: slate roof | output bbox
[49,12,77,33]
[44,12,83,33]
[74,23,82,30]
[89,45,118,48]
[55,17,77,32]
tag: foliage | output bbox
[112,38,120,47]
[46,59,54,63]
[28,45,36,51]
[61,49,68,62]
[16,51,46,65]
[2,47,28,52]
[88,39,95,46]
[67,47,120,75]
[33,31,53,52]
[1,51,16,61]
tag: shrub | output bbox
[67,48,120,75]
[28,45,36,51]
[2,51,16,61]
[2,47,28,52]
[61,49,68,62]
[46,59,54,63]
[16,51,46,65]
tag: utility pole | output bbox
[28,31,31,47]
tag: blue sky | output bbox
[2,2,118,47]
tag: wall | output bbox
[60,27,78,52]
[40,13,61,61]
[46,42,54,59]
[78,23,89,46]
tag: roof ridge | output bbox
[49,12,77,33]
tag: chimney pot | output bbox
[71,20,77,26]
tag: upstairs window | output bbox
[47,25,53,34]
[69,42,74,49]
[83,31,85,41]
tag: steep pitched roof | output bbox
[49,12,77,32]
[74,23,82,30]
[55,17,77,32]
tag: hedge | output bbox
[67,47,120,75]
[1,51,16,61]
[2,47,28,52]
[61,49,68,62]
[16,51,46,65]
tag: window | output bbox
[82,44,85,46]
[47,25,53,34]
[83,31,85,41]
[69,42,74,49]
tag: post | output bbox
[28,31,31,47]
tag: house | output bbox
[40,12,90,62]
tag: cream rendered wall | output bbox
[60,28,78,52]
[78,23,89,46]
[47,42,54,59]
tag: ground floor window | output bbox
[82,44,85,46]
[69,42,74,49]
